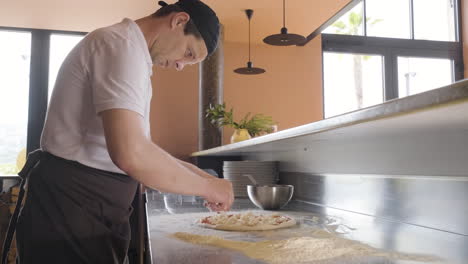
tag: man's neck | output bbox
[135,16,162,50]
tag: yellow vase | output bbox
[230,129,251,144]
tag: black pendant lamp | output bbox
[234,9,266,75]
[263,0,306,46]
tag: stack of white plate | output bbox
[223,161,278,197]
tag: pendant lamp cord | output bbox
[248,15,251,62]
[283,0,286,28]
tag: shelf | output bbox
[192,79,468,157]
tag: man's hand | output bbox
[177,159,234,211]
[202,177,234,212]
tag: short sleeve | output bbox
[89,36,148,116]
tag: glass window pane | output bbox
[0,31,31,175]
[324,52,384,118]
[413,0,456,41]
[366,0,411,39]
[48,34,84,101]
[398,57,453,97]
[322,2,364,36]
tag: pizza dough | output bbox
[198,211,296,231]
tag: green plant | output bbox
[205,103,276,137]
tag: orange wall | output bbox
[150,38,324,158]
[150,66,199,161]
[0,0,155,32]
[222,39,324,145]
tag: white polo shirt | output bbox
[41,18,153,174]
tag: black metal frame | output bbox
[298,0,362,46]
[320,0,464,119]
[0,26,87,160]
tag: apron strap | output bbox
[1,150,44,264]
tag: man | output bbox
[12,0,234,263]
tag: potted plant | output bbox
[205,103,277,143]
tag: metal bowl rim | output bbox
[246,184,294,188]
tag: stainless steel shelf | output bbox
[192,80,468,157]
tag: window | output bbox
[397,57,453,97]
[322,0,462,118]
[366,0,411,39]
[0,31,31,175]
[322,2,365,36]
[324,52,384,117]
[413,0,456,41]
[0,27,85,176]
[49,34,84,101]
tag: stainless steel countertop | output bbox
[145,190,467,264]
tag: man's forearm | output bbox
[124,142,214,196]
[176,159,218,179]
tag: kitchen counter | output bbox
[145,190,467,264]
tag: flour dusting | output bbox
[172,232,441,264]
[152,211,441,264]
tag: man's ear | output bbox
[170,12,190,30]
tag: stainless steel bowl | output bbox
[247,184,294,210]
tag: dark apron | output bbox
[2,150,138,264]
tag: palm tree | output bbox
[330,12,382,108]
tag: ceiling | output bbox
[203,0,351,44]
[0,0,351,45]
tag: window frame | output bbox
[0,26,86,176]
[320,0,464,119]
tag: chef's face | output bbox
[150,12,208,71]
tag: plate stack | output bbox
[223,161,278,197]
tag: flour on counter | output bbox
[172,231,441,264]
[152,211,441,263]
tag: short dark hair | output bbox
[152,4,202,40]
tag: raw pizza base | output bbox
[198,212,297,231]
